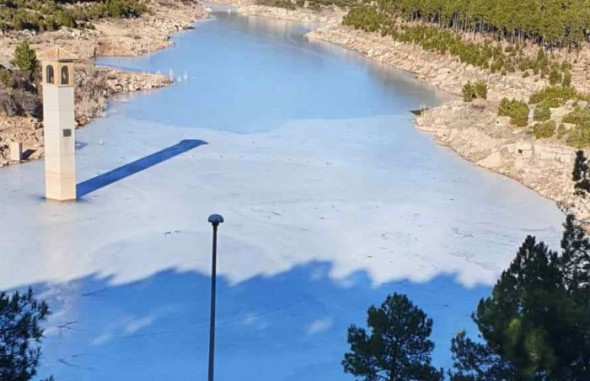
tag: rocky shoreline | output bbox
[240,5,590,224]
[0,0,206,167]
[415,100,590,222]
[237,3,344,23]
[308,25,549,100]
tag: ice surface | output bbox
[0,10,565,380]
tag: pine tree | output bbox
[342,293,443,381]
[449,331,518,381]
[13,41,37,73]
[450,216,590,380]
[0,288,51,381]
[573,150,590,196]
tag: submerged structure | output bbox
[39,47,77,201]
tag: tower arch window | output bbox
[46,65,54,84]
[61,66,69,85]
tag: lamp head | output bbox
[208,214,224,226]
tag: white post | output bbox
[9,141,22,162]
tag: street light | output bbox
[207,214,224,381]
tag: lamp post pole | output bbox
[207,214,224,381]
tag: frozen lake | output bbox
[1,9,565,380]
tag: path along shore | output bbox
[235,2,590,226]
[0,0,206,166]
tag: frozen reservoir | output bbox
[0,10,565,381]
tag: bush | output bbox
[104,0,146,18]
[533,104,551,121]
[498,98,529,127]
[567,124,590,148]
[563,70,572,87]
[463,80,487,102]
[462,82,475,102]
[532,120,556,138]
[0,68,12,88]
[474,80,487,99]
[13,41,37,73]
[54,9,76,28]
[549,68,562,85]
[540,97,561,108]
[563,106,590,125]
[529,86,578,106]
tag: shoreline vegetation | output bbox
[0,0,205,166]
[234,0,590,227]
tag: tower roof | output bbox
[38,46,77,62]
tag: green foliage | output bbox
[343,6,390,33]
[342,293,443,381]
[451,216,590,379]
[0,67,13,88]
[568,124,590,148]
[572,150,590,196]
[563,70,572,87]
[104,0,146,18]
[532,120,556,138]
[13,41,37,73]
[549,68,562,85]
[0,0,145,32]
[560,107,590,147]
[450,331,518,380]
[343,8,570,81]
[362,0,590,49]
[563,106,590,125]
[474,81,488,100]
[498,98,529,127]
[462,82,475,102]
[462,80,488,102]
[529,85,580,106]
[533,104,551,121]
[0,288,51,381]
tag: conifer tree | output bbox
[450,216,590,380]
[343,293,443,381]
[13,41,37,74]
[0,288,52,381]
[573,150,590,196]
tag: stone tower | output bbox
[39,47,77,201]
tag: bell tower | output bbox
[39,47,77,201]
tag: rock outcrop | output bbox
[74,65,172,126]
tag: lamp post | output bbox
[207,214,224,381]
